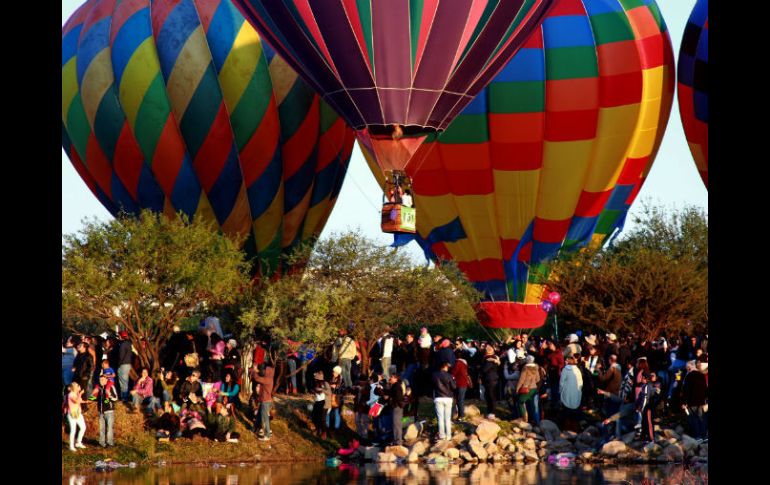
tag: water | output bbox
[63,462,708,484]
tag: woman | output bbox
[209,402,240,442]
[327,366,343,431]
[220,371,241,410]
[155,401,181,441]
[451,350,472,421]
[180,393,207,438]
[208,333,226,381]
[480,345,501,420]
[65,382,87,451]
[312,371,331,439]
[158,369,178,405]
[130,368,160,414]
[516,355,541,424]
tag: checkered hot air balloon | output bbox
[230,0,556,178]
[678,0,708,188]
[62,0,356,277]
[361,0,675,329]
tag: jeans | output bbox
[62,368,74,388]
[162,389,172,404]
[67,414,86,449]
[434,397,453,440]
[381,357,392,379]
[392,407,403,444]
[133,394,161,413]
[455,387,467,419]
[260,401,273,437]
[688,405,707,439]
[118,364,132,401]
[287,359,297,392]
[340,358,353,388]
[99,411,115,446]
[326,406,341,430]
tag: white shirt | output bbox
[401,194,413,207]
[559,364,583,410]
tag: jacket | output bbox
[336,336,357,361]
[450,359,471,388]
[251,366,275,403]
[176,379,203,403]
[598,364,622,395]
[682,370,707,407]
[481,356,501,386]
[516,364,541,393]
[388,380,406,408]
[434,347,456,369]
[73,352,93,380]
[133,376,154,398]
[559,364,583,410]
[431,370,457,398]
[91,382,118,413]
[118,340,133,366]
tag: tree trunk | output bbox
[358,339,370,376]
[241,342,255,395]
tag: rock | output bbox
[574,441,593,453]
[452,432,468,445]
[584,426,600,437]
[539,440,548,449]
[644,442,663,457]
[661,444,684,462]
[511,419,532,432]
[621,432,637,445]
[476,420,501,443]
[663,429,681,441]
[580,451,594,460]
[600,440,627,457]
[561,431,578,441]
[681,435,699,453]
[699,443,708,457]
[431,440,453,453]
[460,451,475,462]
[539,420,561,441]
[404,423,422,442]
[522,438,536,451]
[410,441,428,457]
[537,448,547,458]
[363,446,382,461]
[468,441,488,461]
[577,431,595,444]
[524,450,539,462]
[444,448,460,460]
[549,439,573,451]
[407,451,419,463]
[526,432,540,440]
[675,425,685,435]
[514,452,525,462]
[464,405,481,418]
[665,437,678,446]
[376,452,396,463]
[385,445,409,458]
[496,436,511,449]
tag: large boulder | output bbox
[430,440,454,453]
[661,444,684,462]
[484,442,498,454]
[644,442,663,457]
[468,441,489,461]
[539,420,561,441]
[404,422,422,442]
[524,450,540,462]
[600,440,627,457]
[464,405,481,418]
[376,452,397,463]
[460,451,475,462]
[681,435,700,453]
[522,438,537,451]
[511,419,532,432]
[363,446,382,461]
[410,440,429,456]
[452,432,468,445]
[663,429,681,441]
[444,447,460,460]
[621,432,637,445]
[406,451,420,463]
[385,445,409,458]
[476,420,502,443]
[496,436,512,449]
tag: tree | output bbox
[62,210,251,372]
[546,204,708,341]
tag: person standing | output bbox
[681,360,708,439]
[480,346,501,419]
[312,371,331,439]
[62,337,77,388]
[251,362,275,440]
[516,355,541,424]
[387,373,406,445]
[65,382,87,451]
[72,341,94,401]
[450,350,471,421]
[117,331,133,402]
[380,332,395,379]
[335,329,357,390]
[90,374,118,447]
[432,361,456,441]
[327,366,344,432]
[559,354,583,432]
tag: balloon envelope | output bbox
[62,0,355,277]
[677,0,708,188]
[363,0,675,328]
[231,0,556,172]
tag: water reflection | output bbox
[64,462,708,484]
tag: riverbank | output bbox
[62,395,708,472]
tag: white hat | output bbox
[567,334,579,344]
[333,365,342,375]
[607,333,617,342]
[99,332,109,340]
[227,339,237,348]
[173,325,181,333]
[584,335,597,346]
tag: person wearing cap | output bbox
[559,354,583,432]
[480,345,501,420]
[326,366,344,432]
[312,371,331,439]
[563,334,582,360]
[116,331,133,402]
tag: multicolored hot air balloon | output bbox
[62,0,355,277]
[362,0,675,328]
[231,0,556,182]
[678,0,708,188]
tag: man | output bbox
[387,373,406,445]
[563,334,581,360]
[432,361,456,441]
[62,337,77,388]
[400,334,418,383]
[681,360,708,439]
[73,341,94,399]
[559,354,583,432]
[335,329,357,389]
[480,345,501,419]
[604,334,619,366]
[450,350,471,421]
[545,341,565,405]
[597,354,621,413]
[116,331,133,401]
[434,338,456,369]
[175,369,203,406]
[251,362,275,440]
[90,374,118,447]
[380,332,394,380]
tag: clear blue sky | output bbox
[62,0,706,262]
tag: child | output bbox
[100,357,115,384]
[65,382,87,451]
[90,374,118,447]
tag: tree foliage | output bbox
[62,210,251,371]
[547,203,708,341]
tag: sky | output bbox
[62,0,707,263]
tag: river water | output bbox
[63,462,708,484]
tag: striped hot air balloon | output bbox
[678,0,708,188]
[231,0,556,179]
[62,0,355,277]
[361,0,675,328]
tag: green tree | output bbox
[62,210,251,371]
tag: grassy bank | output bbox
[62,395,358,471]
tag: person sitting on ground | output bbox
[180,393,207,438]
[65,381,87,452]
[155,401,181,441]
[158,369,178,405]
[219,371,241,410]
[202,380,222,413]
[175,369,203,406]
[208,402,240,443]
[130,367,160,414]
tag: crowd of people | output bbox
[62,320,709,453]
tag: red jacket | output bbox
[547,349,565,373]
[253,345,266,367]
[450,358,471,389]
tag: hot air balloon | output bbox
[231,0,556,232]
[362,0,675,329]
[62,0,355,277]
[678,0,708,188]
